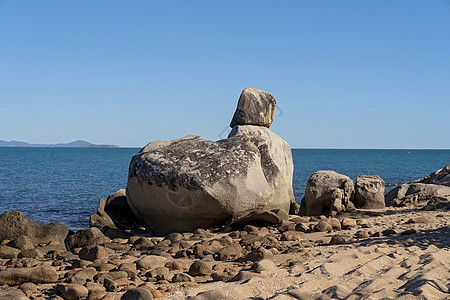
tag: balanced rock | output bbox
[0,211,68,245]
[300,171,355,216]
[89,189,140,230]
[385,183,450,207]
[127,88,294,235]
[410,165,450,186]
[355,175,385,209]
[230,88,276,128]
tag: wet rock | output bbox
[121,287,154,300]
[188,261,212,276]
[355,175,385,209]
[252,259,276,273]
[65,228,109,250]
[301,171,355,215]
[136,255,168,270]
[0,265,58,285]
[0,211,68,246]
[172,272,195,283]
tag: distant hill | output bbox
[0,139,119,148]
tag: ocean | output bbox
[1,147,449,230]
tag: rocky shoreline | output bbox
[0,203,449,299]
[1,88,449,299]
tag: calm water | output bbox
[1,147,449,230]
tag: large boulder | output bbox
[301,171,355,216]
[89,189,140,230]
[127,88,294,235]
[385,183,450,207]
[0,211,68,246]
[230,88,276,128]
[354,175,385,209]
[410,165,450,187]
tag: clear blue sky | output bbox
[1,0,449,148]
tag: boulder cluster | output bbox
[126,88,295,235]
[300,171,386,216]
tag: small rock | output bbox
[164,232,183,243]
[0,245,21,259]
[281,231,303,241]
[188,261,212,276]
[354,230,369,239]
[65,227,109,250]
[57,284,89,300]
[326,218,341,230]
[230,270,265,282]
[215,243,244,261]
[244,247,273,262]
[341,218,357,229]
[406,217,438,224]
[19,248,43,259]
[172,272,195,283]
[136,255,168,270]
[79,245,109,261]
[382,229,397,236]
[329,235,346,245]
[313,220,333,232]
[0,289,28,300]
[87,289,106,300]
[121,287,154,300]
[19,282,38,293]
[211,272,233,282]
[252,259,276,273]
[295,223,310,233]
[400,229,418,236]
[12,235,34,251]
[165,260,187,271]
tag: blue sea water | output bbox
[1,147,449,230]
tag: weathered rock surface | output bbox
[385,183,450,207]
[410,165,450,186]
[0,211,68,245]
[230,88,276,128]
[121,287,154,300]
[89,189,140,230]
[0,289,28,300]
[300,171,355,215]
[127,89,294,235]
[422,196,450,211]
[0,265,58,285]
[355,175,385,209]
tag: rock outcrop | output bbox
[410,165,450,186]
[0,211,68,246]
[385,183,450,207]
[127,88,294,235]
[354,175,385,209]
[300,170,355,215]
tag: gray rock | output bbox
[0,289,28,300]
[301,171,355,216]
[121,287,153,300]
[89,189,140,230]
[18,248,43,259]
[329,235,346,245]
[355,175,385,209]
[244,247,273,262]
[11,235,34,251]
[0,245,21,259]
[313,220,333,232]
[230,88,276,128]
[0,211,68,246]
[0,265,58,285]
[252,259,276,273]
[65,227,109,250]
[385,183,450,207]
[127,89,293,235]
[78,245,109,261]
[411,165,450,186]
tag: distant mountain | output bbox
[0,139,119,148]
